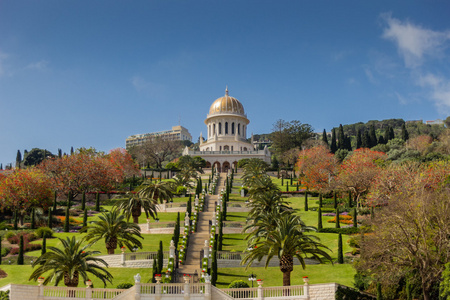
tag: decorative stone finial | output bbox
[134,273,141,283]
[225,86,229,96]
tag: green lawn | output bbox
[216,263,356,288]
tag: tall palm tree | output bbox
[242,213,332,286]
[116,180,174,223]
[82,209,143,254]
[241,158,269,187]
[29,237,112,287]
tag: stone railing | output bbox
[3,279,339,300]
[124,251,170,261]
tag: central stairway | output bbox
[177,173,226,282]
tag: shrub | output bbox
[116,283,134,289]
[1,247,10,258]
[228,280,250,289]
[9,242,41,255]
[35,227,54,238]
[318,227,359,234]
[327,215,353,225]
[176,186,187,195]
[336,284,375,300]
[4,232,15,240]
[7,232,37,244]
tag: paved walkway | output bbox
[177,173,226,280]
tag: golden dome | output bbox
[209,88,245,116]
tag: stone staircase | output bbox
[177,173,226,281]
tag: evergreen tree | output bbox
[81,191,86,211]
[319,193,323,208]
[337,124,345,150]
[64,205,70,232]
[352,208,357,228]
[211,234,218,286]
[348,191,352,208]
[337,233,344,264]
[369,125,377,148]
[286,182,289,192]
[68,191,73,208]
[157,241,163,274]
[330,128,337,153]
[17,236,24,265]
[152,259,157,283]
[95,192,100,211]
[318,207,323,230]
[371,206,375,220]
[304,191,308,211]
[16,150,22,168]
[47,209,52,228]
[322,129,328,145]
[0,163,2,170]
[335,207,340,229]
[356,130,362,149]
[222,200,227,221]
[388,126,395,140]
[218,212,223,251]
[41,234,47,255]
[83,208,88,228]
[70,146,74,155]
[344,135,352,151]
[31,208,36,229]
[401,124,409,141]
[362,131,370,148]
[0,237,2,265]
[378,135,386,145]
[187,197,192,219]
[58,148,62,158]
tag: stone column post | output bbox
[155,277,162,300]
[134,273,141,300]
[303,277,310,299]
[147,219,151,231]
[169,240,176,258]
[163,200,167,212]
[121,248,126,266]
[203,240,209,258]
[183,276,191,300]
[85,284,92,300]
[204,274,211,300]
[185,213,190,227]
[257,280,264,300]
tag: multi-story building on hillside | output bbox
[126,125,192,148]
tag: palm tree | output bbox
[82,209,143,254]
[242,213,332,286]
[29,237,112,287]
[116,180,174,223]
[241,158,269,187]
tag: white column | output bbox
[134,273,141,300]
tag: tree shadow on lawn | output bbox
[227,214,247,220]
[217,271,247,285]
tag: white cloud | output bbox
[394,92,408,105]
[26,60,49,71]
[417,73,450,113]
[381,13,450,68]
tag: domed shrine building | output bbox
[183,88,271,172]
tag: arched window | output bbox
[231,146,234,151]
[225,122,228,134]
[219,123,222,135]
[238,124,241,135]
[213,124,216,135]
[232,122,235,134]
[244,147,248,151]
[224,145,229,150]
[209,125,211,137]
[220,146,222,151]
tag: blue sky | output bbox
[1,1,450,165]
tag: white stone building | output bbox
[183,88,271,172]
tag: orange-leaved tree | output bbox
[336,148,387,207]
[0,168,52,224]
[107,148,140,179]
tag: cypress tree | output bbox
[211,234,218,286]
[187,197,192,219]
[389,127,395,140]
[157,241,163,274]
[337,233,344,264]
[352,208,357,228]
[13,211,18,230]
[53,191,57,212]
[16,150,22,168]
[17,236,24,265]
[58,148,62,158]
[330,128,337,153]
[356,130,362,149]
[296,182,299,191]
[362,131,370,148]
[318,207,323,230]
[348,191,352,208]
[369,125,377,147]
[286,182,289,192]
[31,208,35,230]
[344,135,352,151]
[81,191,86,211]
[152,259,157,283]
[68,191,73,208]
[319,193,323,208]
[83,208,88,228]
[281,177,284,186]
[371,206,375,220]
[222,200,227,221]
[337,124,345,150]
[64,205,70,232]
[0,237,2,265]
[333,191,337,209]
[401,124,409,141]
[290,175,293,186]
[47,209,52,229]
[95,192,100,211]
[304,191,308,211]
[322,129,328,145]
[41,235,47,255]
[0,163,2,170]
[378,135,386,145]
[335,207,340,229]
[218,212,223,251]
[70,146,74,155]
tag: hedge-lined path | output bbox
[177,173,226,282]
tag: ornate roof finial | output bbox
[225,86,229,96]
